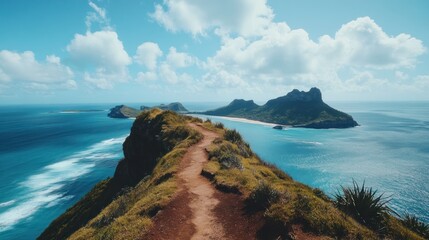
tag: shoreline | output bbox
[191,114,291,128]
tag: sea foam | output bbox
[0,135,126,232]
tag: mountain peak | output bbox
[203,87,358,128]
[284,87,322,102]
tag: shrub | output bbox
[335,181,391,230]
[401,214,429,238]
[248,181,281,210]
[313,188,331,202]
[224,129,243,144]
[204,118,212,123]
[218,152,243,170]
[214,122,224,129]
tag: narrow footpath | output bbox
[147,123,264,240]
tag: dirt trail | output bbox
[180,123,225,239]
[147,123,263,240]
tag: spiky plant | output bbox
[401,214,429,238]
[335,180,391,230]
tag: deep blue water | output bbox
[0,102,428,239]
[0,104,133,240]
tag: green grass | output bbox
[41,111,424,239]
[401,214,429,239]
[39,109,202,240]
[202,126,424,239]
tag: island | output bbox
[201,87,358,129]
[107,105,141,118]
[108,102,189,118]
[140,102,188,113]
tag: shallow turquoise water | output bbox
[0,102,428,239]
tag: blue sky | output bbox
[1,0,428,104]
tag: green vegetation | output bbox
[334,181,392,231]
[202,87,359,128]
[41,110,425,239]
[202,126,424,239]
[248,181,281,210]
[39,110,202,240]
[401,214,429,238]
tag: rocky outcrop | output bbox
[202,87,358,129]
[267,87,322,104]
[107,105,141,118]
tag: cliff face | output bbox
[38,109,201,240]
[202,87,358,128]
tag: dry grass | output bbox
[202,126,423,239]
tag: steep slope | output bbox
[40,110,424,240]
[38,109,202,239]
[202,88,358,128]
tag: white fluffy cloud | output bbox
[332,17,425,69]
[166,47,194,68]
[134,42,163,70]
[203,17,426,89]
[135,45,196,84]
[136,71,157,83]
[67,30,131,89]
[67,31,131,71]
[150,0,426,92]
[151,0,273,36]
[0,50,76,89]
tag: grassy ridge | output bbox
[201,121,424,239]
[39,110,425,239]
[38,110,202,240]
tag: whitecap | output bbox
[300,141,323,146]
[0,200,15,208]
[0,134,126,232]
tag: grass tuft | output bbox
[248,181,281,210]
[401,214,429,238]
[224,129,243,144]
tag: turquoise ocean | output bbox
[0,102,428,239]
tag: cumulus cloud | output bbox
[135,44,197,85]
[0,50,76,89]
[67,31,131,71]
[67,30,131,89]
[166,47,194,68]
[202,17,426,89]
[136,71,158,83]
[332,17,426,69]
[134,42,163,70]
[151,0,273,36]
[159,62,193,84]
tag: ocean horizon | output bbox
[0,101,428,239]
